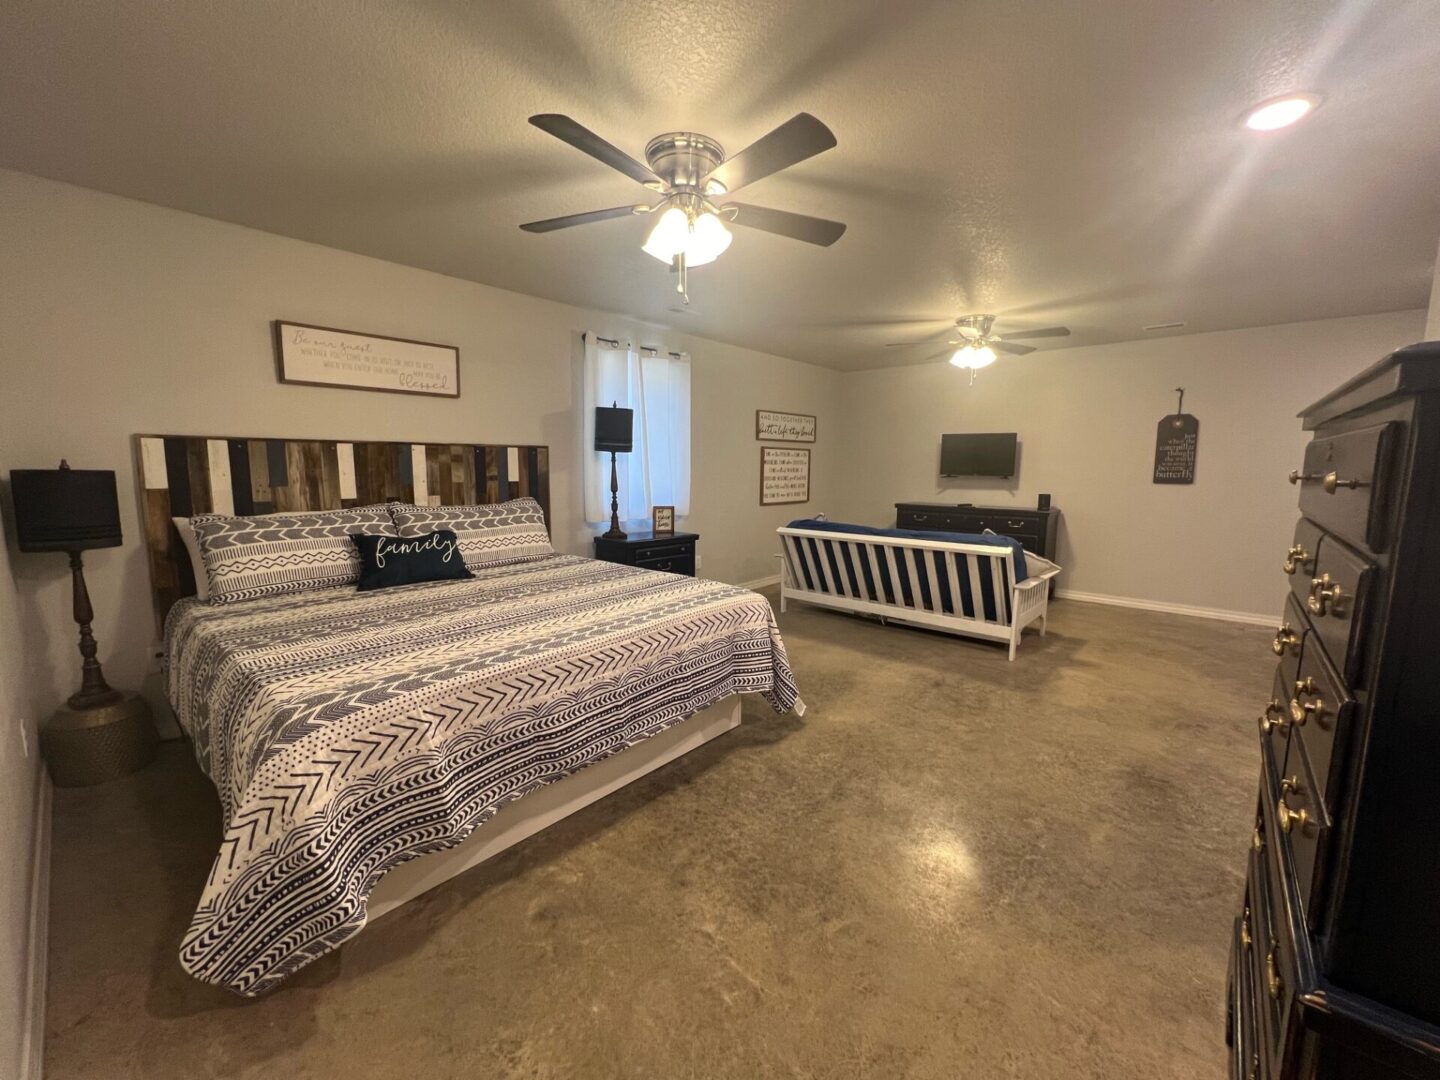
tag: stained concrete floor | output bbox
[45,592,1271,1079]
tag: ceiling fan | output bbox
[520,113,846,302]
[886,315,1071,374]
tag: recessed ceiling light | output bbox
[1243,93,1321,131]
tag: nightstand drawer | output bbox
[636,553,694,576]
[633,539,694,562]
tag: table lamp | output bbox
[10,461,157,786]
[594,404,634,540]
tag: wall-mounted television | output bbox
[940,433,1018,478]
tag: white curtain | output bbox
[583,335,691,526]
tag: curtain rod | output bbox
[585,332,683,359]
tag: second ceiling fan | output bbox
[520,113,846,302]
[887,315,1071,374]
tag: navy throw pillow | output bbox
[351,530,474,591]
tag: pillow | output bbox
[192,506,397,605]
[388,497,552,570]
[351,530,474,592]
[172,517,209,602]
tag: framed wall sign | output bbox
[1153,389,1198,484]
[755,409,816,443]
[274,321,460,398]
[652,505,675,536]
[761,447,811,505]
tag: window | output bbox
[583,335,691,526]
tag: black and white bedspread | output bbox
[165,554,800,996]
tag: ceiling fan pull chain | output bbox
[674,252,690,304]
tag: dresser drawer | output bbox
[1230,902,1265,1080]
[1294,420,1399,554]
[632,539,694,562]
[1263,728,1332,934]
[1284,519,1326,610]
[896,507,945,529]
[1270,593,1307,666]
[1248,823,1290,1076]
[1286,642,1354,811]
[1299,534,1375,688]
[1258,666,1296,775]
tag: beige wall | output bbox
[832,310,1426,618]
[0,170,841,711]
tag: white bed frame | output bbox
[776,526,1059,660]
[367,695,742,922]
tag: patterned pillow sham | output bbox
[192,506,397,605]
[388,497,552,569]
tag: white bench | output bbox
[776,525,1060,660]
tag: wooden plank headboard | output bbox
[133,433,551,631]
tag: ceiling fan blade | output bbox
[922,349,955,363]
[884,326,960,347]
[723,202,846,246]
[528,114,661,186]
[995,340,1037,355]
[519,205,646,233]
[703,113,837,194]
[1000,326,1070,340]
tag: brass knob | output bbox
[1278,796,1310,835]
[1322,470,1366,494]
[1308,573,1344,617]
[1272,623,1300,655]
[1251,826,1264,852]
[1282,544,1313,575]
[1280,774,1304,797]
[1267,945,1283,999]
[1288,469,1322,485]
[1258,699,1287,736]
[1241,906,1253,950]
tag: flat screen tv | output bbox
[940,433,1018,478]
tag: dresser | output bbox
[593,531,698,577]
[1227,342,1440,1080]
[893,502,1059,561]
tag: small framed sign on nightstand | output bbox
[652,505,675,536]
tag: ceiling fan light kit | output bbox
[885,314,1071,376]
[521,112,845,303]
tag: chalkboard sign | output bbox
[1154,413,1199,484]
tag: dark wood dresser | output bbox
[894,502,1059,561]
[593,531,698,577]
[1227,342,1440,1080]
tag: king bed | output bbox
[138,433,800,996]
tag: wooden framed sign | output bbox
[756,409,816,443]
[761,447,811,505]
[274,321,460,398]
[652,505,675,536]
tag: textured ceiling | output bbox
[2,0,1438,370]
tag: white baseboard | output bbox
[1057,588,1275,627]
[737,574,781,591]
[20,773,51,1080]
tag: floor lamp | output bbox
[594,403,634,540]
[10,461,157,786]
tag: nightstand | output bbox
[593,531,698,576]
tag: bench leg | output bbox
[1008,628,1018,662]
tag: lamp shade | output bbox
[594,406,634,453]
[10,466,122,552]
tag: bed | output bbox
[776,518,1060,659]
[137,433,799,997]
[164,553,798,995]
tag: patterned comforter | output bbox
[165,554,800,996]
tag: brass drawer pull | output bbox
[1278,795,1311,835]
[1280,774,1304,797]
[1283,544,1313,575]
[1322,470,1368,494]
[1290,678,1323,725]
[1308,573,1345,617]
[1258,699,1287,736]
[1267,945,1284,999]
[1241,906,1253,950]
[1252,825,1265,852]
[1288,469,1323,485]
[1271,622,1300,656]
